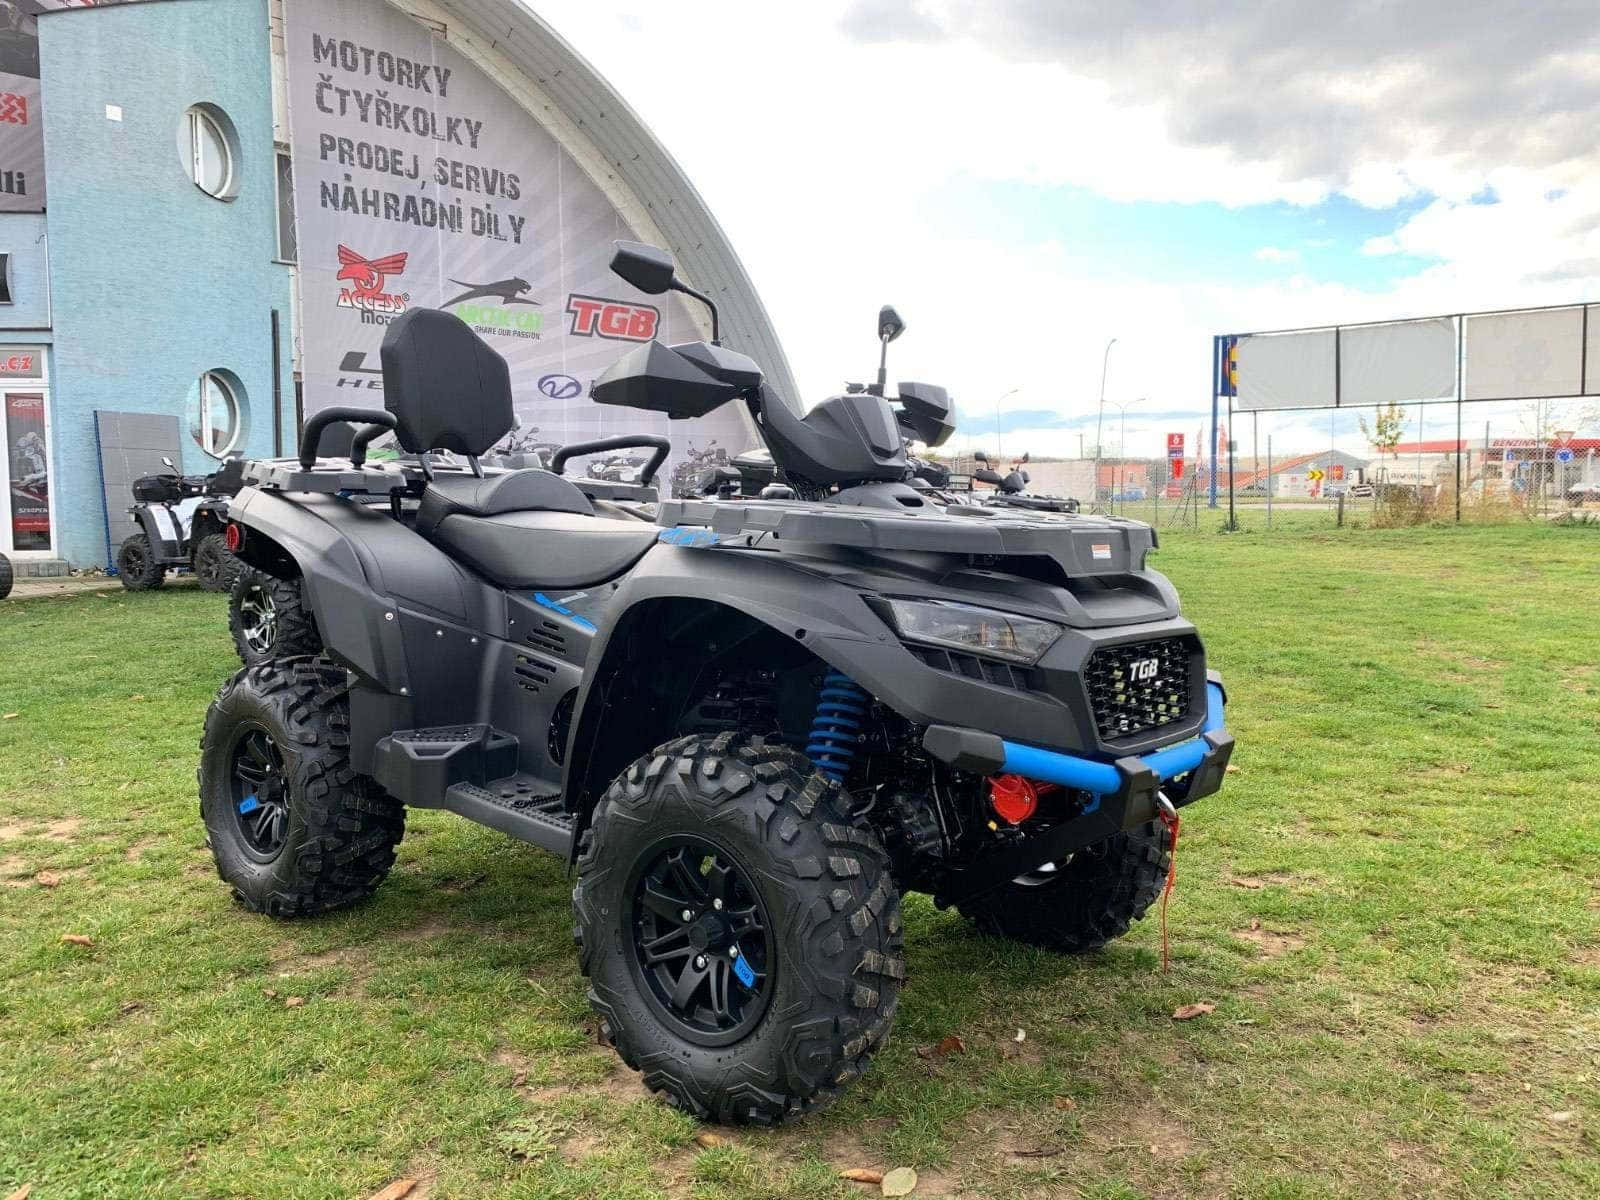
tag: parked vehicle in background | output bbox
[973,450,1082,514]
[116,455,245,592]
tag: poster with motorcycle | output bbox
[284,0,757,494]
[5,390,49,548]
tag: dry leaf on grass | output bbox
[1225,764,1241,774]
[60,933,93,947]
[1172,1002,1216,1020]
[1230,877,1264,890]
[881,1166,918,1196]
[1052,1095,1076,1110]
[284,996,305,1008]
[693,1131,727,1149]
[7,1185,33,1200]
[933,1034,965,1057]
[130,694,146,702]
[1547,1111,1574,1124]
[118,1000,142,1015]
[35,871,60,888]
[2,713,18,720]
[840,1167,884,1184]
[1013,1028,1026,1042]
[366,1181,418,1200]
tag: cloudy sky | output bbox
[533,0,1600,458]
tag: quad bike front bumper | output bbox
[923,671,1233,907]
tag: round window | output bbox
[181,105,237,199]
[190,371,244,457]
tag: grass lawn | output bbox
[2,522,1597,1199]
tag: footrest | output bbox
[371,724,519,808]
[444,776,572,855]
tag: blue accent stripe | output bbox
[532,591,596,633]
[657,527,720,547]
[999,683,1226,797]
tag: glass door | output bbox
[4,389,52,554]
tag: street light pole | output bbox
[1106,395,1141,515]
[994,386,1018,459]
[1093,337,1118,507]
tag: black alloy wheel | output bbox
[229,725,289,859]
[624,836,774,1045]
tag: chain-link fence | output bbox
[937,396,1600,532]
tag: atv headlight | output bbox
[883,598,1062,665]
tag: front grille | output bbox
[908,644,1037,691]
[1085,638,1192,741]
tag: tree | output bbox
[1360,402,1407,457]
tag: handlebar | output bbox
[298,406,398,469]
[550,435,671,487]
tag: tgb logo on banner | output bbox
[566,294,659,342]
[336,244,409,322]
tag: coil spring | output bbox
[806,669,868,782]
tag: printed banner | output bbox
[283,0,758,492]
[6,390,49,547]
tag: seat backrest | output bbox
[380,308,514,455]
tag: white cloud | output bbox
[523,1,1600,457]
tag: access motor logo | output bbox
[567,294,659,341]
[335,245,410,323]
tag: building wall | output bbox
[0,211,52,332]
[40,0,293,567]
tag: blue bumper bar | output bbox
[998,682,1227,797]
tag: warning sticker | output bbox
[1091,543,1112,560]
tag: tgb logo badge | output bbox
[566,294,659,342]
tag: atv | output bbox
[116,454,245,592]
[199,240,1233,1125]
[973,449,1082,515]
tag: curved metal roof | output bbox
[399,0,800,406]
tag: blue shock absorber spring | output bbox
[806,669,869,782]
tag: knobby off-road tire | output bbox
[191,533,239,593]
[959,820,1173,953]
[229,568,321,666]
[0,553,11,600]
[574,733,905,1124]
[116,534,165,591]
[198,656,404,917]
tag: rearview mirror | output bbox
[610,240,677,295]
[878,305,905,343]
[974,450,989,463]
[161,455,176,470]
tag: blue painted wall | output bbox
[40,0,292,567]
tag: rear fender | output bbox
[132,506,182,562]
[227,488,500,748]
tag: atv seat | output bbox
[429,508,658,589]
[416,469,592,536]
